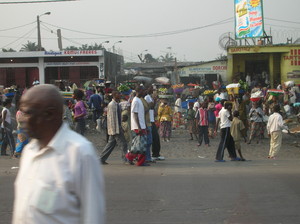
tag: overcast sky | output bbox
[0,0,299,62]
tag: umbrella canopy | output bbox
[133,76,153,83]
[155,77,170,84]
[187,83,199,87]
[83,80,97,88]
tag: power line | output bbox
[1,26,37,49]
[0,21,35,32]
[265,17,300,25]
[0,0,77,4]
[42,17,233,38]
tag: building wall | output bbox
[281,48,300,84]
[178,60,227,83]
[227,45,300,86]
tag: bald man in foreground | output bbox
[12,85,105,224]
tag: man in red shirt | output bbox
[195,102,210,147]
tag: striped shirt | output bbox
[195,107,209,126]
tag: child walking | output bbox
[186,102,198,140]
[230,111,246,161]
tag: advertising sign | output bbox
[235,0,264,39]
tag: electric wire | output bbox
[0,21,35,32]
[0,0,77,4]
[42,17,233,38]
[1,26,37,49]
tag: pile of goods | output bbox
[250,90,264,102]
[238,80,248,94]
[117,84,132,95]
[203,90,216,96]
[267,89,284,96]
[158,87,173,99]
[172,84,184,94]
[226,83,240,95]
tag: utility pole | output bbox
[37,15,41,51]
[57,29,63,50]
[174,57,179,84]
[37,12,51,51]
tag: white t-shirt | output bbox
[144,94,154,122]
[219,108,231,129]
[131,96,146,130]
[174,98,182,113]
[1,107,11,128]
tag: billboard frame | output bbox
[234,0,265,40]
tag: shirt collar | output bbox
[47,122,69,154]
[25,123,70,157]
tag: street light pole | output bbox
[37,12,51,51]
[112,40,122,53]
[100,40,109,47]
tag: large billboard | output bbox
[235,0,264,39]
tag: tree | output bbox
[20,41,38,51]
[215,54,227,60]
[144,53,158,63]
[64,43,104,50]
[79,43,103,50]
[65,46,79,50]
[159,53,174,62]
[2,48,16,52]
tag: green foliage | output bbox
[144,53,158,63]
[159,53,174,62]
[2,48,16,52]
[117,84,130,92]
[20,41,38,51]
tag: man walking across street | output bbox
[267,104,289,159]
[100,90,131,165]
[215,102,239,162]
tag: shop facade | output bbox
[0,50,123,88]
[227,45,300,87]
[178,60,227,87]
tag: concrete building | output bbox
[227,44,300,87]
[178,60,227,86]
[0,49,123,88]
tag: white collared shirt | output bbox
[267,112,287,134]
[13,123,105,224]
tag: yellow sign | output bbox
[250,0,260,8]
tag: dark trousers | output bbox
[198,125,209,146]
[151,122,161,157]
[216,127,237,160]
[92,109,102,123]
[100,132,128,163]
[1,129,15,156]
[75,119,86,136]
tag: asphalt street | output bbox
[2,158,300,224]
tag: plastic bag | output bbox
[130,134,147,154]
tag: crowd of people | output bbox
[0,79,300,164]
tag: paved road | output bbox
[2,158,300,224]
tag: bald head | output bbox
[19,84,64,142]
[22,84,64,113]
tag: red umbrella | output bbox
[187,83,199,87]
